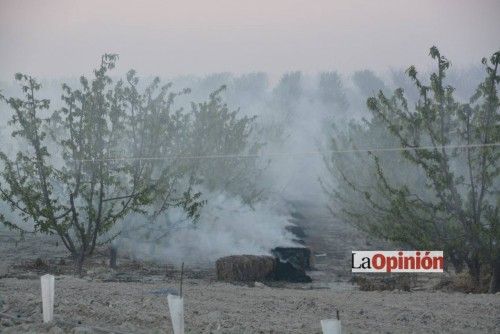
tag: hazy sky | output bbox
[0,0,499,79]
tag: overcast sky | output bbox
[0,0,499,79]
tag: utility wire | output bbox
[74,142,500,163]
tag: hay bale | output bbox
[216,255,276,282]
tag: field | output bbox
[1,202,499,333]
[1,1,499,333]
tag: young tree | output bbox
[324,47,499,292]
[0,55,200,273]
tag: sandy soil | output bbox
[1,202,499,333]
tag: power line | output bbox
[75,142,500,163]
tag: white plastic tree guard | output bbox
[40,274,55,323]
[321,319,342,334]
[167,294,184,334]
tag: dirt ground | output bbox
[2,274,499,334]
[1,202,500,333]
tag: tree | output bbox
[185,86,265,204]
[324,47,499,292]
[0,55,200,274]
[272,71,303,117]
[352,69,388,97]
[318,71,349,112]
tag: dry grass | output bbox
[434,272,491,293]
[351,274,415,291]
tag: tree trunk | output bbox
[74,251,85,277]
[488,255,500,293]
[449,252,464,273]
[109,246,117,269]
[467,256,481,289]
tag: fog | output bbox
[0,60,487,265]
[1,0,499,78]
[0,0,499,267]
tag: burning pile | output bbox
[216,247,312,283]
[272,246,312,270]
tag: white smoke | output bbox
[116,192,299,266]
